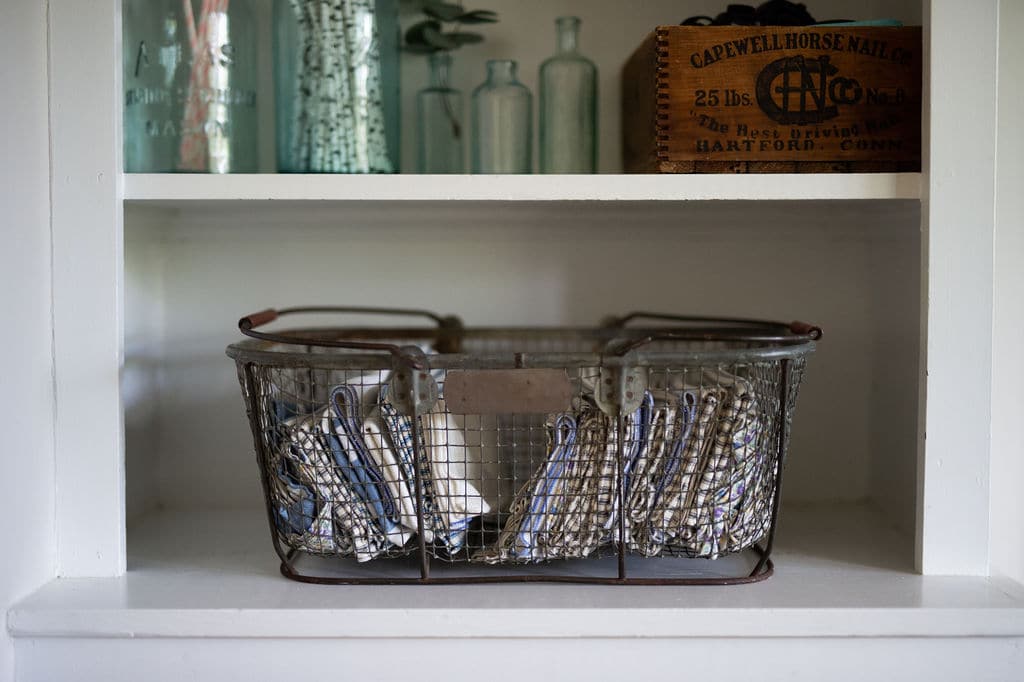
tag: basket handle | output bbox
[608,322,823,356]
[603,310,816,333]
[237,306,464,364]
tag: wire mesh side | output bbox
[235,350,808,582]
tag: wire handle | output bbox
[237,306,465,365]
[607,317,822,356]
[604,310,820,336]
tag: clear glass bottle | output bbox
[417,52,465,174]
[122,0,259,173]
[274,0,400,173]
[539,17,597,173]
[471,60,532,174]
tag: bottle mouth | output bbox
[556,16,581,27]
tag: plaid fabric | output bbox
[278,413,388,562]
[362,411,422,544]
[622,397,685,554]
[651,389,723,552]
[375,386,470,553]
[325,385,407,546]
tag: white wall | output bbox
[990,0,1024,584]
[0,1,56,679]
[124,200,921,548]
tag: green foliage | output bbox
[404,2,497,53]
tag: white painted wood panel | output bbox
[917,0,998,576]
[48,0,126,578]
[990,0,1024,585]
[17,637,1024,682]
[0,0,57,677]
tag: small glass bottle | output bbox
[417,52,465,174]
[273,0,400,173]
[471,60,532,174]
[539,17,598,173]
[122,0,259,173]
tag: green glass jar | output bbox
[274,0,401,173]
[539,17,597,173]
[471,60,532,174]
[122,0,259,173]
[417,52,465,174]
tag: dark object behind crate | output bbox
[622,26,922,173]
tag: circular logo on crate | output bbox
[756,55,862,124]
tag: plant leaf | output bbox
[457,9,498,24]
[405,19,442,46]
[423,1,465,22]
[423,24,460,50]
[448,31,484,46]
[403,42,439,54]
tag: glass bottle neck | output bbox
[485,60,518,85]
[428,52,453,89]
[556,17,580,54]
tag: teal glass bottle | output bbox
[274,0,401,173]
[122,0,259,173]
[471,60,532,174]
[539,17,597,173]
[417,52,465,174]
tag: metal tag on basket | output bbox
[444,369,573,414]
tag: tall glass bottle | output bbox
[273,0,400,173]
[539,17,597,173]
[471,60,532,174]
[123,0,259,173]
[417,52,465,173]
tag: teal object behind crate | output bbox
[273,0,401,173]
[122,0,259,173]
[539,17,598,174]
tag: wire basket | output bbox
[226,307,821,585]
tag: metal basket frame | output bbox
[227,307,820,586]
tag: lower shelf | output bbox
[10,503,1024,639]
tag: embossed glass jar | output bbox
[122,0,259,173]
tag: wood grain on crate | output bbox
[623,26,922,173]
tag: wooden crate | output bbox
[622,26,922,173]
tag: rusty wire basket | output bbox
[226,307,821,585]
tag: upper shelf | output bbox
[123,173,922,204]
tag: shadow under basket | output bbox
[226,307,821,585]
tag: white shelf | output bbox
[11,503,1024,640]
[123,173,922,204]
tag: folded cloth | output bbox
[682,371,761,558]
[272,461,317,536]
[476,414,579,563]
[362,409,424,542]
[622,395,689,554]
[420,397,492,528]
[326,384,410,547]
[280,412,388,562]
[475,395,651,561]
[375,385,473,553]
[639,369,768,559]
